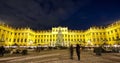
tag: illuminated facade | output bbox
[0,21,120,47]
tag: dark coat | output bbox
[76,44,80,53]
[70,45,73,53]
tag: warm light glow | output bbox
[0,21,120,47]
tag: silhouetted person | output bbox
[76,44,80,61]
[70,44,74,59]
[38,46,41,52]
[0,46,5,56]
[97,46,102,56]
[94,46,102,56]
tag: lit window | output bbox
[14,39,16,42]
[15,33,17,35]
[9,39,11,42]
[21,39,23,42]
[25,39,27,42]
[17,39,19,42]
[115,29,117,32]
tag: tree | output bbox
[56,29,64,47]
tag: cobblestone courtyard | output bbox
[0,49,120,63]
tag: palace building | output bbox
[0,21,120,47]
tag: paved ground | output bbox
[0,49,120,63]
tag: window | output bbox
[64,34,66,37]
[44,35,46,37]
[109,38,111,41]
[93,38,95,41]
[53,35,55,37]
[25,39,27,42]
[21,39,23,42]
[41,35,43,37]
[74,35,76,37]
[15,33,17,35]
[74,39,76,41]
[17,39,19,42]
[47,35,49,37]
[101,38,103,40]
[112,37,114,40]
[34,42,37,44]
[115,29,117,32]
[65,39,67,41]
[50,39,52,41]
[14,39,16,42]
[111,30,113,33]
[83,35,85,37]
[103,32,105,35]
[18,33,20,35]
[9,39,11,42]
[97,38,99,41]
[44,39,46,41]
[68,39,70,41]
[68,35,70,37]
[96,33,98,35]
[7,31,9,34]
[63,39,64,41]
[35,39,37,42]
[41,39,42,42]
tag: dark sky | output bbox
[0,0,120,30]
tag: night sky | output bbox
[0,0,120,30]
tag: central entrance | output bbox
[55,28,64,47]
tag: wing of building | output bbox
[0,21,120,47]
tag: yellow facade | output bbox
[0,21,120,47]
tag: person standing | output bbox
[76,44,80,61]
[97,46,102,56]
[0,46,5,56]
[70,44,74,59]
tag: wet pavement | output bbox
[0,49,120,63]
